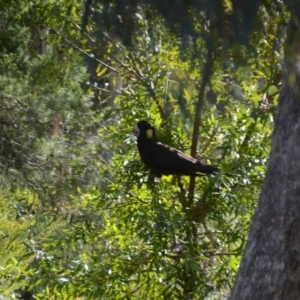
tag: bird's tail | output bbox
[194,164,218,175]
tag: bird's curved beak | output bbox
[133,125,140,137]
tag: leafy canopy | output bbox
[0,1,286,299]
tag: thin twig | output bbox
[176,177,188,212]
[128,53,167,122]
[49,26,118,74]
[64,22,168,121]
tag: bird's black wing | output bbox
[150,142,217,176]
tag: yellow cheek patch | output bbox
[146,129,153,138]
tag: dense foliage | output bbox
[0,1,287,299]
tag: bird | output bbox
[133,120,218,178]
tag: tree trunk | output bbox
[230,12,300,300]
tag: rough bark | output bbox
[230,12,300,300]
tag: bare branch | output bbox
[188,45,214,200]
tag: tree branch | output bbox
[188,46,214,200]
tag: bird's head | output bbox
[133,120,156,140]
